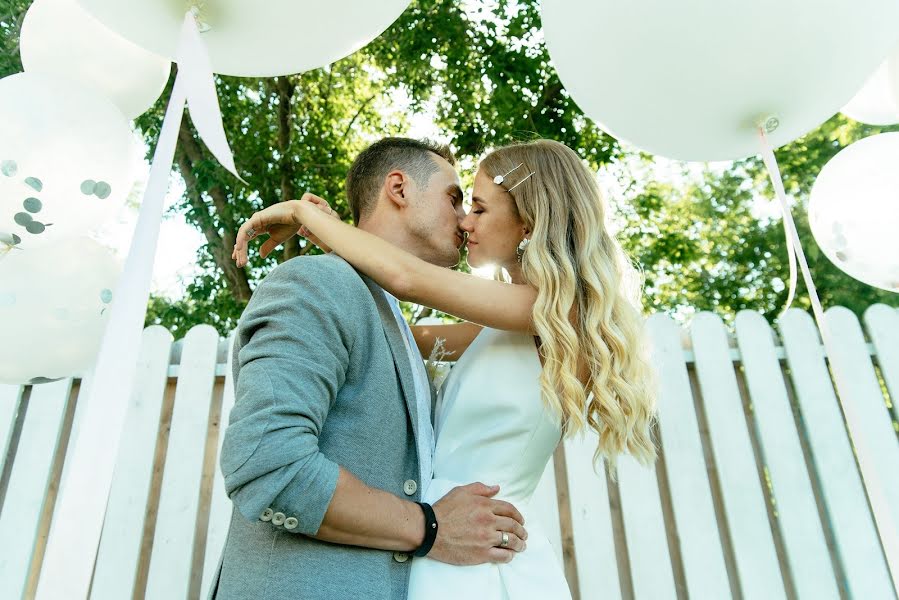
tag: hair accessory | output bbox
[493,163,536,192]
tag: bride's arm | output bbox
[295,199,537,332]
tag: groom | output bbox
[209,138,527,599]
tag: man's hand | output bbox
[428,482,528,565]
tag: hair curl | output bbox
[481,139,658,479]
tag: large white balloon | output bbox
[75,0,411,77]
[809,132,899,293]
[542,0,899,162]
[20,0,171,120]
[0,237,122,385]
[0,72,138,249]
[841,43,899,126]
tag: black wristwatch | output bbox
[412,501,439,557]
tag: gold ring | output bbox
[500,531,509,547]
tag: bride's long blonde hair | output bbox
[481,140,658,478]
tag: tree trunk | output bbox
[175,119,252,303]
[275,76,303,262]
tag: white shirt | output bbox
[382,291,434,493]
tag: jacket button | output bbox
[272,512,286,526]
[259,508,274,522]
[284,517,299,530]
[403,480,418,496]
[393,552,410,563]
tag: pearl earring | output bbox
[516,238,530,263]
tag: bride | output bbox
[233,139,658,599]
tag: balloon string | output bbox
[758,128,899,591]
[757,132,798,315]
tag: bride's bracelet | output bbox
[412,502,439,557]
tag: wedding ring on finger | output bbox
[500,531,510,547]
[246,227,256,239]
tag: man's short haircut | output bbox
[346,137,456,223]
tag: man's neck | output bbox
[357,216,425,259]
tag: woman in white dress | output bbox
[234,139,658,599]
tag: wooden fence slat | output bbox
[200,333,236,599]
[735,310,840,599]
[864,304,899,423]
[563,431,621,600]
[144,325,219,600]
[532,451,564,565]
[825,308,899,571]
[691,312,786,599]
[91,327,174,600]
[778,309,894,599]
[616,453,677,600]
[5,306,895,600]
[646,314,730,600]
[0,384,23,478]
[0,379,72,599]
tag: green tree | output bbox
[2,0,895,336]
[0,0,28,78]
[138,0,618,335]
[616,114,899,324]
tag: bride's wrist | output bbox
[293,198,312,224]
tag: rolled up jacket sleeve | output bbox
[220,257,360,535]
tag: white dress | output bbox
[408,328,572,599]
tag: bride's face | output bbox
[461,168,528,270]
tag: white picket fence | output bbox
[1,305,897,600]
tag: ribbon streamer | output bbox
[36,11,242,597]
[758,132,799,315]
[759,128,899,591]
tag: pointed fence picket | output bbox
[0,304,896,600]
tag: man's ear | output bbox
[384,170,409,209]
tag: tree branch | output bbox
[175,120,252,303]
[341,94,377,141]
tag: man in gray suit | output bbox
[210,138,527,599]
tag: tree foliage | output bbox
[1,0,895,336]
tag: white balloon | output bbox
[542,0,899,162]
[841,43,899,126]
[0,72,138,249]
[0,237,122,384]
[75,0,411,77]
[20,0,171,120]
[808,132,899,293]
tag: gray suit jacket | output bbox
[209,254,429,600]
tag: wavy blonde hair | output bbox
[481,140,658,479]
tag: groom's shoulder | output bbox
[259,254,369,303]
[269,253,355,281]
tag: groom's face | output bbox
[403,154,467,267]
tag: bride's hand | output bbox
[297,195,339,253]
[232,192,335,267]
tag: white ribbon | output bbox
[758,132,799,314]
[178,9,246,184]
[758,128,899,591]
[36,11,242,597]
